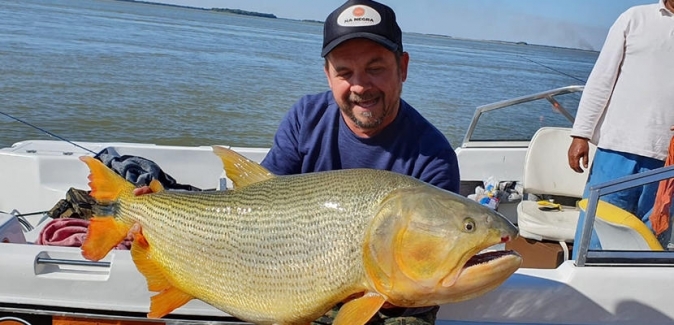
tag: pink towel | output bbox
[36,218,131,250]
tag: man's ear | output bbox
[400,52,410,82]
[324,60,334,89]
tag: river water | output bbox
[0,0,598,149]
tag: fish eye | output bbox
[463,218,476,233]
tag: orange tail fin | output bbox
[79,156,136,203]
[79,156,136,261]
[81,216,131,261]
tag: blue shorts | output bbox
[572,148,665,258]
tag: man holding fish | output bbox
[261,0,459,323]
[109,1,520,325]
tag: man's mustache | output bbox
[349,92,379,103]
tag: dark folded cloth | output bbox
[96,148,200,191]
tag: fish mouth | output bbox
[440,250,522,292]
[463,250,519,269]
[440,249,521,288]
[431,248,521,305]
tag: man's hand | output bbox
[568,136,590,173]
[126,187,152,242]
[133,186,153,196]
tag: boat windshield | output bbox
[463,85,583,143]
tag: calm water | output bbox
[0,0,598,149]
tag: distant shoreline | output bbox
[117,0,597,53]
[117,0,278,19]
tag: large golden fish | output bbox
[80,146,521,325]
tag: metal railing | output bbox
[576,164,674,267]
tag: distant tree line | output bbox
[211,8,277,19]
[114,1,278,19]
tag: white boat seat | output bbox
[578,199,663,251]
[517,201,580,242]
[517,127,596,243]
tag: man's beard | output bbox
[340,92,389,130]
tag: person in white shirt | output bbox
[568,0,674,256]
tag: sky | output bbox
[148,0,659,50]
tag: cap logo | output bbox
[336,5,381,27]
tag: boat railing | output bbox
[577,164,674,267]
[461,85,584,145]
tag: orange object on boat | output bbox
[651,136,674,236]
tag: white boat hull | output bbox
[3,86,673,325]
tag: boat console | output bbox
[0,212,26,244]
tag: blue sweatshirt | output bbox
[261,91,460,193]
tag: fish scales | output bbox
[118,169,422,321]
[80,149,522,325]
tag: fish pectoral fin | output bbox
[148,286,194,318]
[212,145,275,188]
[131,231,171,292]
[333,293,386,325]
[81,217,130,261]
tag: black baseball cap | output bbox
[321,0,403,57]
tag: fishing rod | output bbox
[518,55,587,84]
[0,110,98,155]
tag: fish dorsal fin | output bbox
[212,146,274,189]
